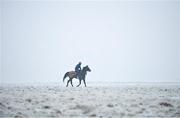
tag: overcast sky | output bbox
[0,0,180,84]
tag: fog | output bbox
[0,0,179,84]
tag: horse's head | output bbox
[84,65,91,72]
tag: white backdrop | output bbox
[1,1,180,84]
[0,1,2,84]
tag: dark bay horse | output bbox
[63,65,91,87]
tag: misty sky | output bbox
[0,0,180,84]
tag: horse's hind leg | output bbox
[66,79,70,87]
[83,79,87,87]
[70,79,73,87]
[77,79,81,87]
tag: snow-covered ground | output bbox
[0,82,180,118]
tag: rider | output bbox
[75,62,82,78]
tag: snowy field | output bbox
[0,82,180,118]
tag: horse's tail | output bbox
[63,72,69,82]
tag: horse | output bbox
[63,65,91,87]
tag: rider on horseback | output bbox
[75,62,82,78]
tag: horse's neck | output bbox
[81,69,87,76]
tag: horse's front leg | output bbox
[83,79,87,87]
[77,79,81,87]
